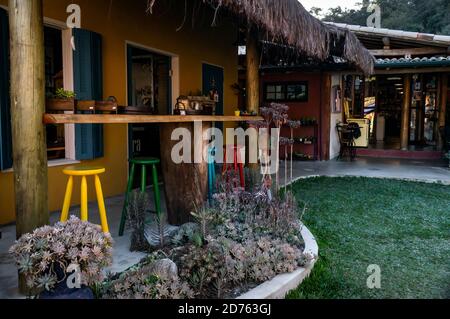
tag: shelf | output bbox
[43,114,264,125]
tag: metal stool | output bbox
[118,157,161,236]
[222,145,245,188]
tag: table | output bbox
[43,114,263,224]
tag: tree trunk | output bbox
[159,122,210,225]
[400,75,412,150]
[9,0,48,294]
[246,25,260,114]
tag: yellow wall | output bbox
[0,0,238,225]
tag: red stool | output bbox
[222,145,245,188]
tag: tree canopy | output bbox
[311,0,450,35]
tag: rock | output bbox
[148,258,178,281]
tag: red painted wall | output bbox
[261,71,323,160]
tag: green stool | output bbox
[118,157,161,236]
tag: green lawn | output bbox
[287,177,450,299]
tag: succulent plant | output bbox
[9,216,113,293]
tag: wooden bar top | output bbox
[43,114,264,125]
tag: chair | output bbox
[60,166,109,233]
[118,157,161,236]
[336,124,357,161]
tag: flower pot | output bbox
[235,111,241,117]
[46,98,75,112]
[95,100,118,114]
[38,264,95,300]
[76,100,96,112]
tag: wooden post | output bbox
[9,0,49,239]
[400,75,412,150]
[246,25,260,113]
[438,74,448,149]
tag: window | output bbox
[44,26,66,160]
[264,82,308,102]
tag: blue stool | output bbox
[207,147,216,202]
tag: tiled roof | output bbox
[375,56,450,68]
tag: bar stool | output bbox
[222,145,245,188]
[60,166,109,233]
[207,147,216,201]
[118,157,161,236]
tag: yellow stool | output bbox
[60,166,109,233]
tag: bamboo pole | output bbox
[9,0,48,232]
[400,75,412,150]
[246,25,260,113]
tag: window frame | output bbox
[264,81,309,102]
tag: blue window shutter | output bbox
[0,8,13,171]
[73,28,104,160]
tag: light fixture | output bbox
[395,84,403,87]
[387,77,402,81]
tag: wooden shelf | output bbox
[43,114,264,125]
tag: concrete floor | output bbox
[1,157,450,298]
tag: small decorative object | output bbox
[9,216,113,299]
[174,95,189,115]
[46,88,76,112]
[234,110,241,117]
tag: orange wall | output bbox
[0,0,238,224]
[261,71,323,159]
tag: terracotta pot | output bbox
[95,100,118,113]
[46,98,75,112]
[75,100,95,112]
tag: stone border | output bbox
[237,224,318,299]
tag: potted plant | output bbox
[9,216,113,299]
[46,88,76,112]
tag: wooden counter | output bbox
[43,114,263,225]
[43,114,263,124]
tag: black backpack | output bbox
[347,122,362,140]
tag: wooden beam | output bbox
[246,25,260,113]
[9,0,48,294]
[43,114,264,125]
[370,47,449,57]
[400,75,412,150]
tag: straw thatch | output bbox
[149,0,374,74]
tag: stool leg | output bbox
[151,164,161,218]
[119,163,135,236]
[141,164,147,193]
[81,176,88,222]
[236,147,245,189]
[208,162,213,201]
[95,175,110,233]
[60,176,74,222]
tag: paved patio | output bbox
[1,157,449,298]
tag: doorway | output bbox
[202,63,224,130]
[371,74,440,150]
[127,44,171,185]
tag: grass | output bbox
[286,177,450,299]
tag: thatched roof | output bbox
[149,0,375,74]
